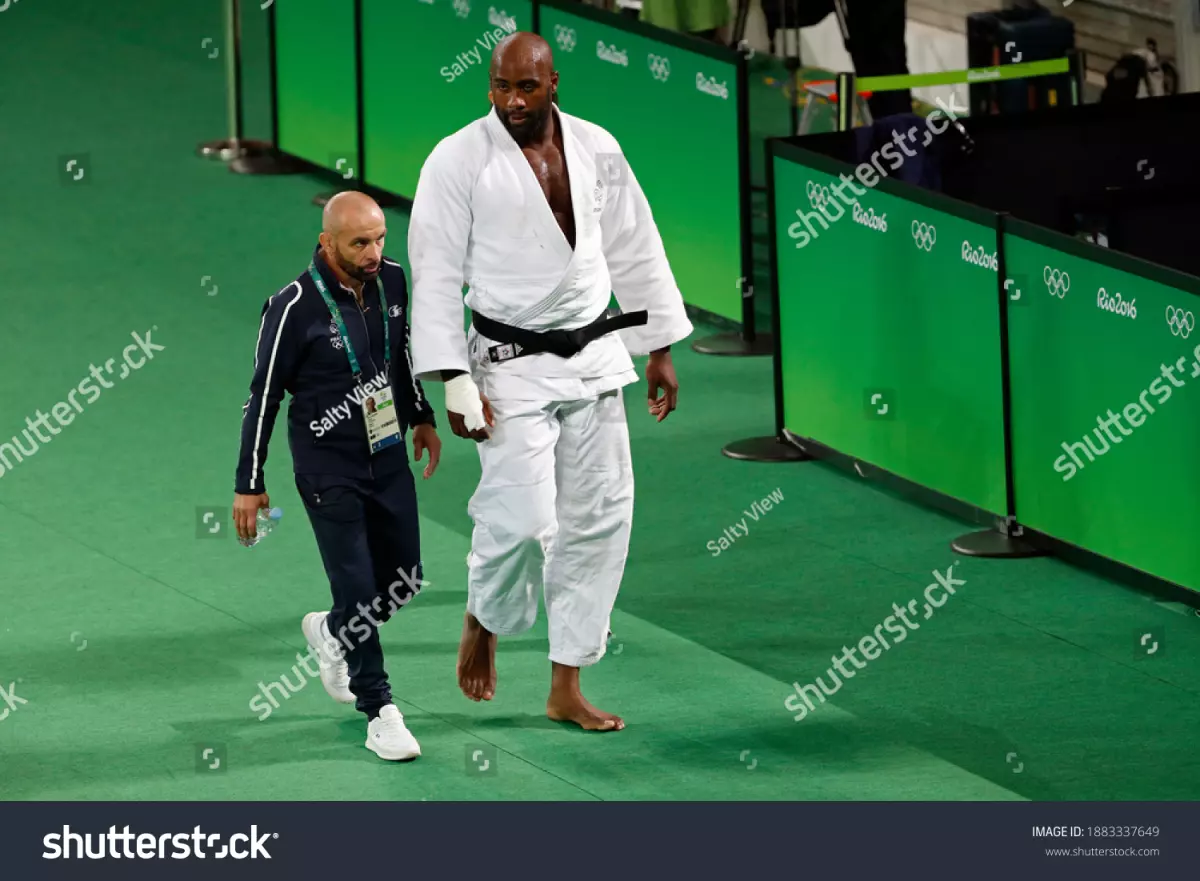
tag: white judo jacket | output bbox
[408,105,693,401]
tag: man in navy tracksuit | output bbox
[232,191,441,762]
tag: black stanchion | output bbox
[835,71,855,131]
[1069,47,1087,107]
[950,212,1043,558]
[692,45,774,357]
[721,136,811,462]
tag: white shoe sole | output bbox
[301,612,355,704]
[366,738,421,762]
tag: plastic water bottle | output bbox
[240,507,282,548]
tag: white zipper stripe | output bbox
[248,282,302,491]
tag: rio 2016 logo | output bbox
[852,203,887,232]
[961,240,998,270]
[1097,286,1137,319]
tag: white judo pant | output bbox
[465,388,634,667]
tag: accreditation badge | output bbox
[361,385,402,454]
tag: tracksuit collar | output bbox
[312,243,377,300]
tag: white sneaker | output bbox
[366,705,421,761]
[302,612,354,704]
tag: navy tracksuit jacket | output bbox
[235,244,435,495]
[235,244,436,716]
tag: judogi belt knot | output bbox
[474,307,648,363]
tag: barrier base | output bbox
[199,139,302,176]
[691,332,774,357]
[229,152,305,176]
[722,436,811,462]
[950,529,1043,558]
[196,138,271,161]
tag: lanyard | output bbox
[308,261,390,381]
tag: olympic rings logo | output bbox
[1167,305,1195,338]
[1044,266,1069,298]
[648,54,671,81]
[805,180,830,210]
[554,24,576,52]
[911,221,936,251]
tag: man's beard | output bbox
[337,252,378,282]
[499,103,551,145]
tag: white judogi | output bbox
[409,105,692,666]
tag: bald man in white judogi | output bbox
[408,32,692,731]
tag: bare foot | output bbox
[457,611,497,701]
[546,663,624,731]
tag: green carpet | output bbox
[2,0,1199,803]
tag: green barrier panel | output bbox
[1004,219,1200,590]
[773,144,1008,515]
[537,1,745,324]
[362,0,533,200]
[274,0,358,174]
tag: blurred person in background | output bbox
[615,0,642,21]
[642,0,731,43]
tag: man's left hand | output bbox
[412,423,442,478]
[646,349,678,422]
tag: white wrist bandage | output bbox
[444,373,487,431]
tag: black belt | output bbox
[474,308,648,363]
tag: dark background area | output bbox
[792,91,1200,278]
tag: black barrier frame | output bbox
[951,210,1042,559]
[720,134,811,462]
[248,0,403,205]
[309,0,366,207]
[328,0,403,210]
